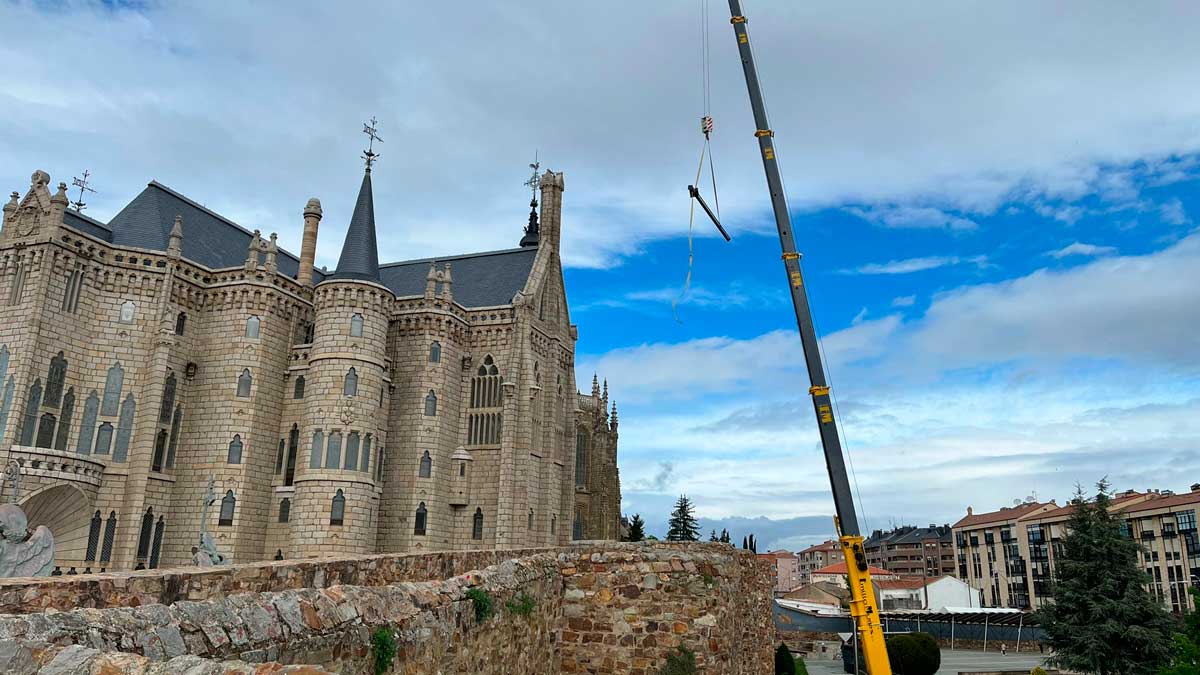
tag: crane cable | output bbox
[674,0,724,322]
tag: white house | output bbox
[875,575,981,611]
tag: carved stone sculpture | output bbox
[0,504,54,577]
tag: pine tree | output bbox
[720,528,731,544]
[749,534,758,553]
[709,529,719,542]
[1161,587,1200,675]
[626,514,646,543]
[1036,480,1176,675]
[743,536,748,549]
[666,495,701,542]
[775,644,797,675]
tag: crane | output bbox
[722,2,892,673]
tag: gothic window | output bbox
[278,498,291,523]
[573,508,584,541]
[472,508,484,540]
[302,321,315,344]
[166,406,182,469]
[175,312,187,335]
[467,355,502,445]
[76,392,99,455]
[149,516,165,569]
[236,369,252,398]
[152,430,168,472]
[275,549,283,560]
[330,490,345,526]
[345,432,360,470]
[309,430,324,470]
[35,412,56,448]
[429,341,441,363]
[118,300,136,324]
[344,368,358,397]
[414,502,427,536]
[0,376,15,446]
[418,450,432,478]
[19,378,41,446]
[136,508,154,563]
[102,362,124,416]
[285,424,298,485]
[551,514,557,536]
[424,390,437,416]
[325,432,342,469]
[100,511,117,564]
[227,435,243,464]
[575,432,588,486]
[159,371,176,423]
[85,511,101,562]
[0,345,9,384]
[54,388,74,451]
[218,491,235,526]
[8,264,26,305]
[459,462,466,477]
[361,434,372,473]
[528,509,534,530]
[375,445,385,482]
[350,313,363,337]
[94,422,114,455]
[293,376,305,399]
[45,351,67,407]
[113,394,135,462]
[62,267,84,313]
[275,439,285,474]
[245,315,261,338]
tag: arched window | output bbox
[175,312,187,335]
[285,425,298,485]
[361,434,372,473]
[19,378,41,446]
[344,432,360,470]
[94,422,114,455]
[309,430,324,470]
[55,388,74,451]
[528,508,534,530]
[330,490,345,526]
[45,351,67,408]
[472,508,484,540]
[152,430,168,472]
[245,315,261,338]
[159,371,176,423]
[418,450,432,478]
[62,266,84,313]
[136,507,154,562]
[325,431,342,469]
[573,508,584,540]
[429,341,441,363]
[218,490,236,526]
[236,369,252,398]
[275,550,284,560]
[118,300,136,324]
[459,462,466,477]
[166,405,182,469]
[227,434,243,464]
[467,355,502,445]
[293,376,305,399]
[35,412,56,448]
[350,313,364,337]
[85,510,102,563]
[113,394,135,462]
[575,431,588,487]
[424,390,437,416]
[278,498,291,523]
[149,516,165,569]
[77,390,99,455]
[100,511,117,564]
[102,362,124,416]
[551,513,557,536]
[275,439,285,474]
[344,368,358,397]
[414,502,427,536]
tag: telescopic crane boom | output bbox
[723,3,892,673]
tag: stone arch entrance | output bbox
[19,483,92,571]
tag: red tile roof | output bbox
[1029,492,1150,521]
[1124,490,1200,513]
[812,561,892,577]
[797,540,841,555]
[952,502,1052,529]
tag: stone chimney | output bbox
[49,181,69,224]
[537,170,565,252]
[167,215,184,259]
[966,506,973,516]
[298,198,322,287]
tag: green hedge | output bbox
[885,632,941,675]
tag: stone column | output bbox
[297,199,322,287]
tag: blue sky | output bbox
[3,1,1200,550]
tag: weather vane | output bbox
[70,170,96,212]
[362,116,383,171]
[523,151,540,205]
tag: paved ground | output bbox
[803,648,1048,675]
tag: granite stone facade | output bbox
[0,165,620,573]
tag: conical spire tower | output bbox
[328,170,380,283]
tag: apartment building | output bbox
[864,525,955,577]
[952,484,1200,613]
[797,540,845,581]
[759,550,804,594]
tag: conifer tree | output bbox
[743,536,749,549]
[1036,479,1175,675]
[626,514,646,542]
[720,528,731,544]
[709,529,719,542]
[666,495,701,542]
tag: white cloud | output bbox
[891,295,916,308]
[845,206,978,231]
[848,254,987,275]
[1160,198,1189,225]
[1047,242,1118,258]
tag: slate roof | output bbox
[328,171,380,282]
[60,179,538,308]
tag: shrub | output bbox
[776,643,797,675]
[465,587,494,622]
[885,632,940,675]
[797,656,809,675]
[1030,668,1047,675]
[370,627,396,675]
[505,592,536,617]
[657,646,698,675]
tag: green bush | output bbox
[370,627,396,675]
[797,656,809,675]
[885,632,940,675]
[465,587,494,622]
[505,592,536,617]
[776,643,797,675]
[657,646,698,675]
[1030,668,1047,675]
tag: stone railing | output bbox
[577,393,596,410]
[8,445,105,488]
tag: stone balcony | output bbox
[7,445,105,488]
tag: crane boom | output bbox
[724,3,892,673]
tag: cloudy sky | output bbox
[3,1,1200,550]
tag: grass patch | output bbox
[370,626,396,675]
[505,592,537,617]
[465,587,494,622]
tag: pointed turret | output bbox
[591,373,600,398]
[611,401,618,431]
[167,215,183,259]
[328,170,380,283]
[519,198,540,247]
